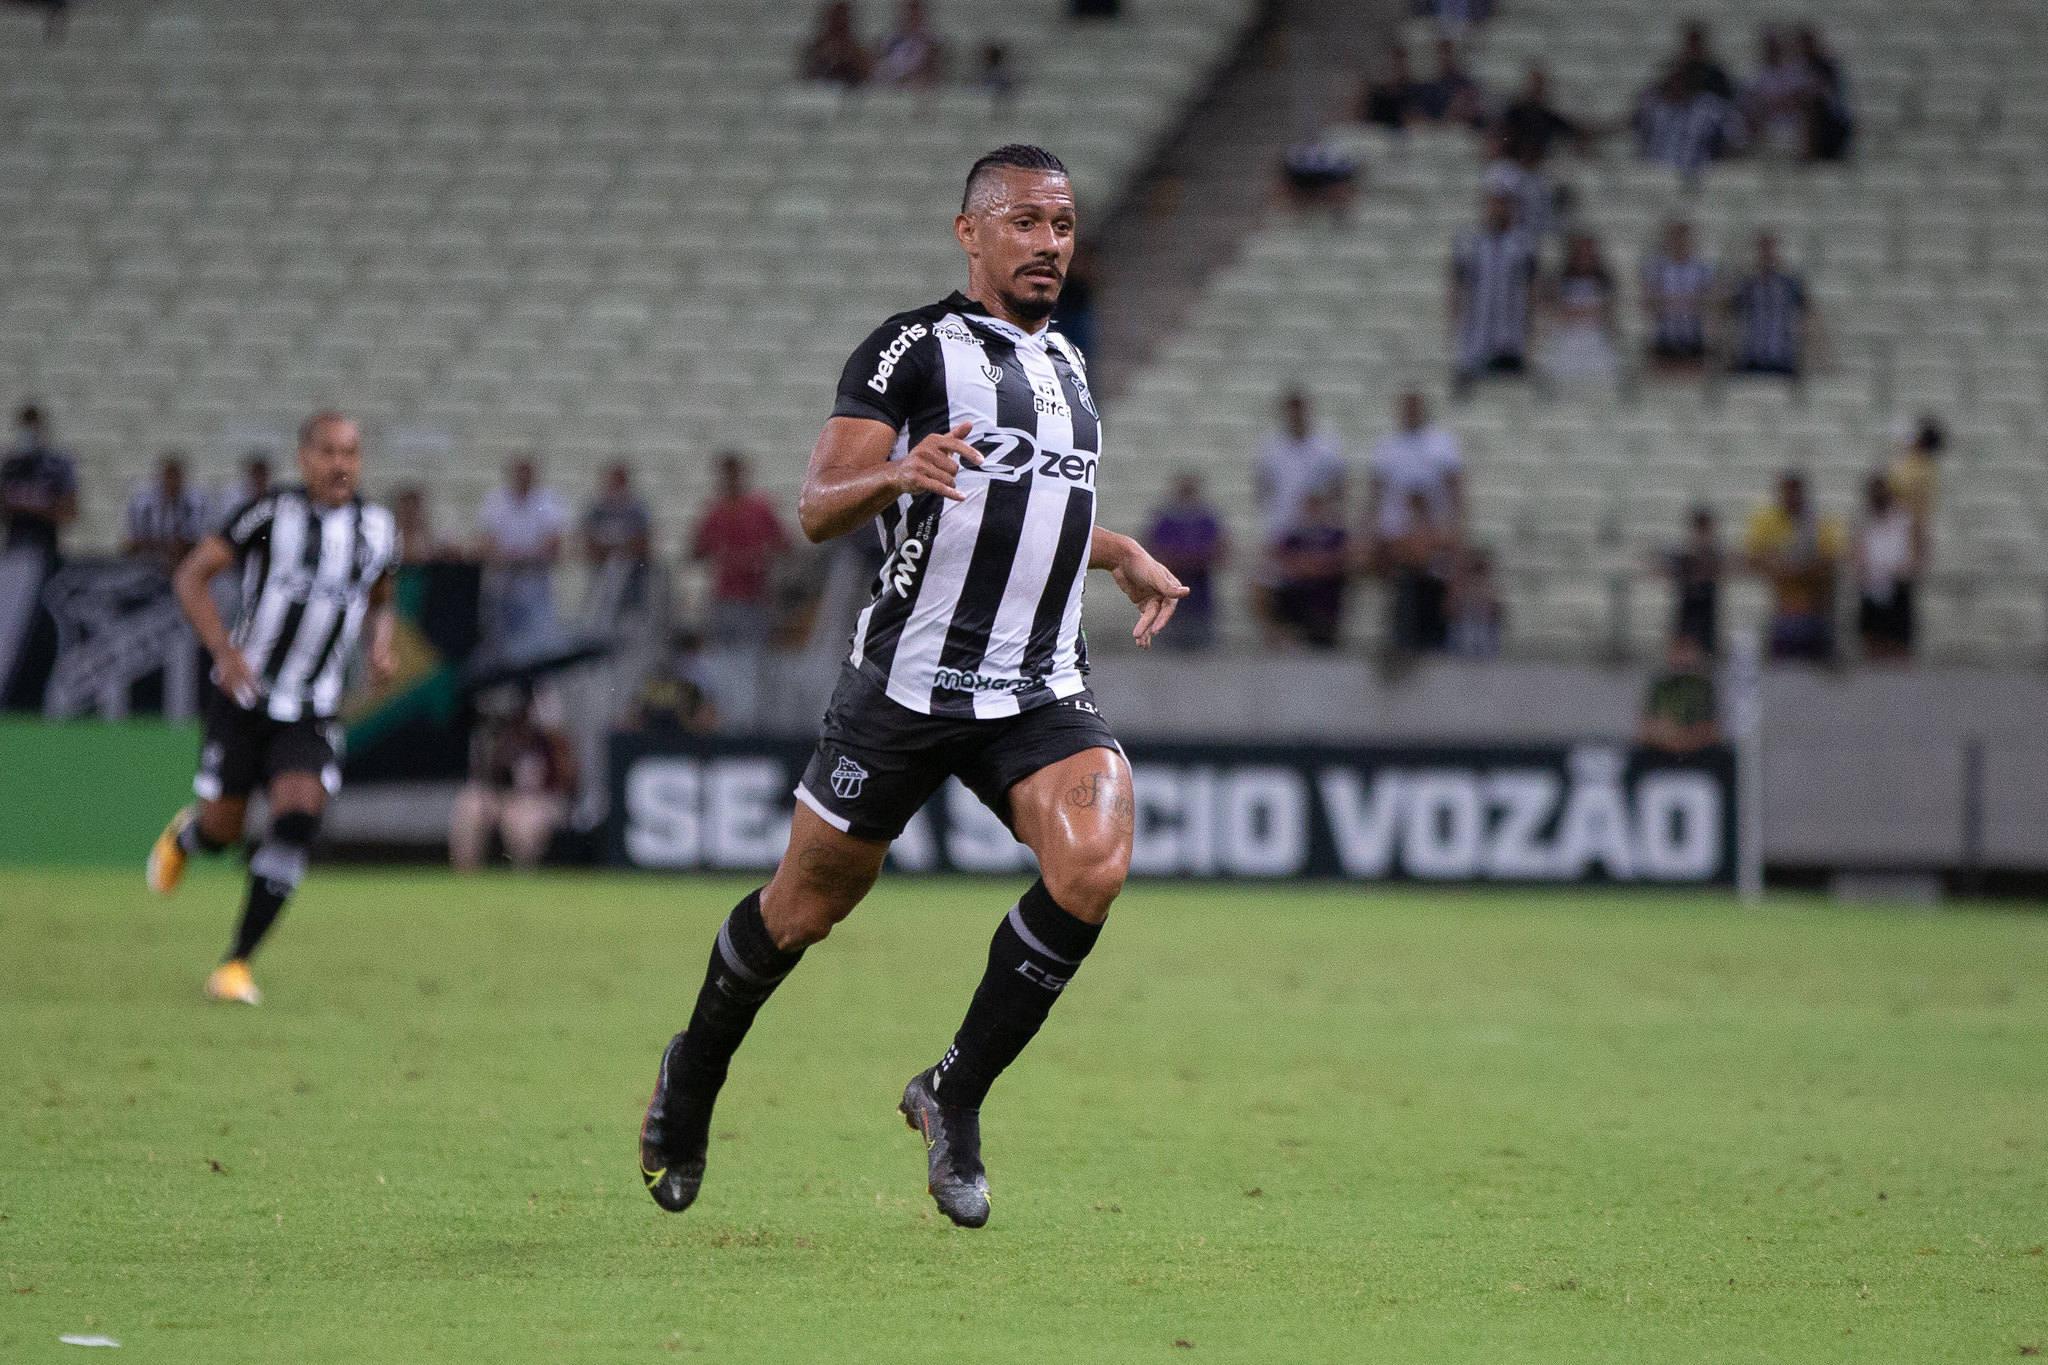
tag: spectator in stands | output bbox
[1640,219,1718,374]
[1664,19,1735,101]
[392,484,462,564]
[1253,389,1348,554]
[690,452,791,649]
[124,453,207,571]
[1481,135,1557,238]
[1662,504,1724,654]
[1887,414,1943,535]
[1366,390,1464,556]
[1726,232,1815,379]
[1854,473,1924,662]
[1268,489,1351,651]
[1496,64,1588,165]
[1381,490,1457,653]
[449,688,577,872]
[2,403,78,563]
[1638,634,1722,754]
[582,461,654,609]
[1742,28,1817,159]
[1793,25,1853,161]
[1412,37,1486,129]
[1744,470,1844,662]
[212,450,272,530]
[1448,190,1539,394]
[1633,65,1743,179]
[875,0,945,87]
[1144,473,1227,651]
[627,631,721,735]
[477,456,569,651]
[1539,231,1622,388]
[799,1,872,87]
[1359,44,1424,131]
[1444,547,1505,658]
[974,42,1019,103]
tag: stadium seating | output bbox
[1105,0,2048,661]
[0,0,1250,550]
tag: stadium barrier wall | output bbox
[0,717,199,866]
[607,733,1737,884]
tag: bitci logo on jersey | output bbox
[830,755,869,800]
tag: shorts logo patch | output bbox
[830,755,870,801]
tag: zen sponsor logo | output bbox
[967,427,1097,488]
[866,323,928,393]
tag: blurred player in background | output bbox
[146,412,398,1004]
[639,144,1188,1228]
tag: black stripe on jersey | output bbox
[297,504,363,697]
[857,385,960,679]
[1013,343,1102,703]
[260,497,323,684]
[929,334,1038,717]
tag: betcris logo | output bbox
[969,427,1097,488]
[867,323,927,393]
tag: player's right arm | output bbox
[174,494,273,706]
[173,534,258,705]
[797,313,982,544]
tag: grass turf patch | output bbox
[4,867,2045,1362]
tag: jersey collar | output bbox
[948,291,1051,348]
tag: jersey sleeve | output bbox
[831,314,941,429]
[221,494,276,560]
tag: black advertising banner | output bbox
[607,734,1737,885]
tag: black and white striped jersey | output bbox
[1641,253,1719,353]
[830,291,1101,720]
[219,486,398,722]
[1451,225,1539,369]
[1730,269,1809,370]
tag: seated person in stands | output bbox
[1886,414,1943,535]
[2,402,78,561]
[1662,504,1724,654]
[874,0,945,87]
[1638,634,1722,754]
[1639,219,1719,374]
[1495,64,1589,165]
[1743,470,1844,663]
[1411,36,1487,129]
[1793,25,1854,161]
[1143,473,1227,651]
[449,689,578,872]
[124,452,208,571]
[799,1,872,87]
[1279,138,1361,217]
[1381,491,1457,653]
[1359,43,1423,130]
[1633,66,1743,180]
[1853,474,1923,663]
[392,484,462,564]
[1448,190,1539,393]
[1725,232,1817,379]
[1267,489,1351,651]
[1538,231,1622,388]
[1741,28,1818,159]
[627,631,721,735]
[1443,547,1504,658]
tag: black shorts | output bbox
[194,691,343,802]
[796,666,1121,843]
[1858,586,1915,649]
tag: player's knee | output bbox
[252,809,321,894]
[1044,843,1129,924]
[197,800,246,847]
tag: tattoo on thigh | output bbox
[796,846,874,900]
[1064,772,1134,826]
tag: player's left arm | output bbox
[365,571,398,687]
[1090,527,1190,650]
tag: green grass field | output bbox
[5,867,2046,1363]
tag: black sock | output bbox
[226,811,316,962]
[933,879,1103,1110]
[671,890,805,1126]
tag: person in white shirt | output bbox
[1252,389,1348,547]
[477,456,569,651]
[1366,391,1465,546]
[1853,472,1924,662]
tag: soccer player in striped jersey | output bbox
[145,412,398,1004]
[639,144,1189,1228]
